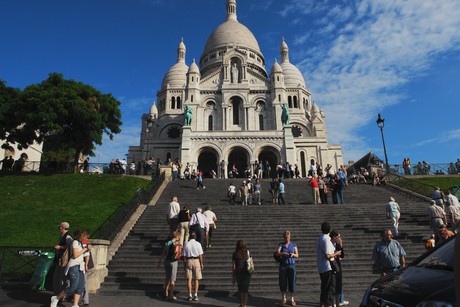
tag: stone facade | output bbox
[128,0,343,177]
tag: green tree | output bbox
[1,73,122,170]
[0,80,23,149]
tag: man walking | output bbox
[428,200,447,232]
[182,232,204,301]
[372,229,406,276]
[53,222,73,295]
[189,207,209,248]
[309,176,320,204]
[278,179,286,205]
[316,222,341,307]
[166,196,181,236]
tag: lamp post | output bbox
[376,113,390,176]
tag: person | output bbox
[203,205,217,248]
[386,197,401,236]
[316,222,341,307]
[294,164,300,178]
[159,231,181,301]
[309,176,320,204]
[232,240,252,307]
[196,169,206,190]
[178,204,191,246]
[83,158,89,173]
[372,229,406,276]
[53,222,73,295]
[181,231,204,301]
[239,181,249,206]
[278,178,286,205]
[329,230,349,306]
[428,200,447,232]
[228,182,237,205]
[335,175,345,204]
[219,160,226,179]
[432,186,444,208]
[270,178,278,204]
[81,236,92,306]
[275,230,298,306]
[435,224,455,245]
[247,179,254,205]
[189,207,209,248]
[445,191,460,231]
[318,176,328,204]
[51,230,92,307]
[253,178,262,205]
[166,196,180,236]
[172,162,178,180]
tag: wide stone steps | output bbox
[98,179,431,297]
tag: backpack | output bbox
[167,241,182,262]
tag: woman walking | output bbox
[51,230,92,307]
[275,230,299,306]
[232,240,252,307]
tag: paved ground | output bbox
[1,283,366,307]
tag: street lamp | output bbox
[376,113,390,176]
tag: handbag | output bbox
[246,250,254,274]
[330,259,340,273]
[273,252,282,263]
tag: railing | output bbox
[91,172,165,241]
[0,246,53,282]
[391,163,459,176]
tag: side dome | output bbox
[202,20,261,57]
[279,37,306,88]
[161,62,189,89]
[161,39,189,90]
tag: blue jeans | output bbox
[65,265,85,296]
[279,263,296,293]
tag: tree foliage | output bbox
[0,73,122,164]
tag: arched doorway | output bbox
[300,152,307,178]
[197,148,218,178]
[258,147,279,179]
[228,147,249,178]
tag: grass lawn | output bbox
[407,176,460,189]
[0,174,152,247]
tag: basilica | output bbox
[128,0,343,177]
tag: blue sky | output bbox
[1,0,460,166]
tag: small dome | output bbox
[149,103,158,117]
[270,59,282,74]
[280,62,306,88]
[188,59,200,74]
[161,62,189,89]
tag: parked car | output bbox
[361,235,455,307]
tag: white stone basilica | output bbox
[128,0,343,177]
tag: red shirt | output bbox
[309,178,319,188]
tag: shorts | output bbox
[164,259,178,282]
[186,258,202,280]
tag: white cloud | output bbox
[281,0,460,161]
[412,129,460,147]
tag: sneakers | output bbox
[203,186,206,189]
[192,294,199,301]
[340,301,350,306]
[187,295,193,301]
[50,296,59,307]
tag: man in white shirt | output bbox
[316,222,342,307]
[181,232,204,301]
[189,207,209,248]
[167,196,181,235]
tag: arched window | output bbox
[232,100,240,125]
[171,97,176,109]
[277,76,280,81]
[208,115,213,131]
[278,94,281,102]
[259,114,264,130]
[177,97,181,109]
[293,96,298,108]
[191,95,194,102]
[288,96,293,108]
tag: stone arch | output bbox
[256,145,281,179]
[228,95,244,126]
[226,145,251,178]
[197,146,219,178]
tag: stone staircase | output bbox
[98,179,431,297]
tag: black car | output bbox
[361,236,455,307]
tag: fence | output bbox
[0,173,165,283]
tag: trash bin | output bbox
[30,251,55,291]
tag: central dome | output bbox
[202,20,261,57]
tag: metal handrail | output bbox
[0,246,53,282]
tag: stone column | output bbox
[86,239,110,293]
[283,125,296,164]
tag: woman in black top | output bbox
[232,240,252,307]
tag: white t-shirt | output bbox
[203,210,216,225]
[66,240,85,273]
